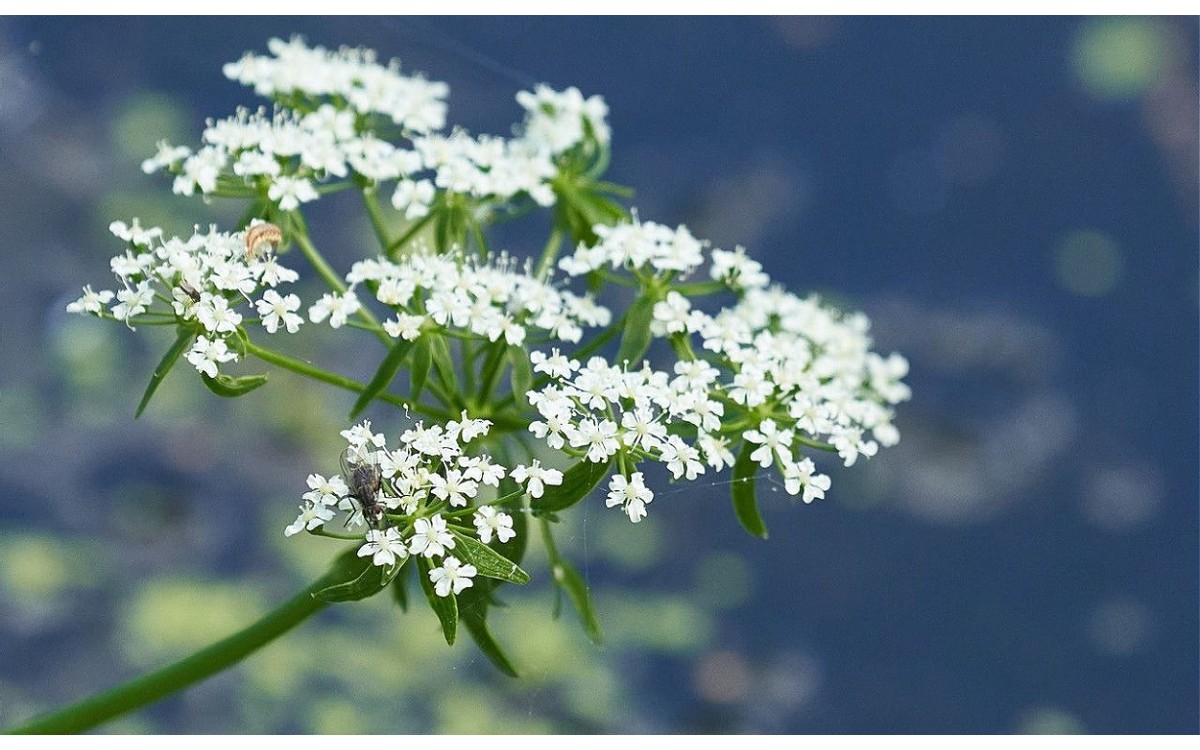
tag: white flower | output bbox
[782,458,832,504]
[285,502,335,536]
[571,418,621,463]
[391,178,436,219]
[267,175,319,211]
[195,295,243,335]
[256,289,303,333]
[308,291,361,329]
[530,348,579,379]
[111,281,155,324]
[185,336,237,378]
[744,419,794,469]
[66,285,114,315]
[605,472,653,523]
[509,460,563,499]
[428,555,477,597]
[473,506,516,544]
[408,513,455,558]
[358,527,409,567]
[382,314,425,341]
[303,473,349,507]
[428,469,477,508]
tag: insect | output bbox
[244,221,283,262]
[178,281,201,303]
[340,447,386,527]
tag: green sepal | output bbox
[615,294,657,368]
[349,338,414,418]
[507,345,533,407]
[450,530,530,585]
[458,587,519,678]
[533,458,612,515]
[200,372,269,398]
[731,441,769,539]
[552,556,603,644]
[313,548,405,603]
[418,557,458,645]
[135,327,196,418]
[409,337,431,403]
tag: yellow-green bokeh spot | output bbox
[1073,18,1170,101]
[122,578,266,665]
[0,534,103,600]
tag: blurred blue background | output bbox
[0,17,1196,733]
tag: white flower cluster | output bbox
[528,217,911,522]
[516,84,611,155]
[527,352,732,522]
[143,38,611,219]
[66,219,303,378]
[223,36,450,133]
[558,219,708,278]
[331,251,612,345]
[288,418,562,598]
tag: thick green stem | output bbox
[6,568,344,735]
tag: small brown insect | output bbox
[340,447,385,527]
[178,281,201,303]
[244,221,283,262]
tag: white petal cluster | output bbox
[516,83,611,155]
[223,36,449,133]
[66,220,303,378]
[290,417,522,599]
[558,219,707,277]
[527,353,731,522]
[528,216,911,519]
[145,38,612,219]
[414,131,558,206]
[338,252,611,344]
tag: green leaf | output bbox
[533,458,612,515]
[458,589,519,677]
[552,557,603,644]
[409,337,431,403]
[507,345,533,407]
[418,557,458,645]
[428,334,455,389]
[731,441,769,539]
[349,338,414,419]
[505,507,529,572]
[390,560,411,612]
[450,531,530,585]
[200,372,269,398]
[135,328,196,418]
[313,550,402,603]
[615,294,657,367]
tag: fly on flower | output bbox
[340,446,385,527]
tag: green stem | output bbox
[243,338,455,422]
[386,211,435,258]
[6,568,344,734]
[361,187,394,251]
[289,213,389,346]
[534,227,563,280]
